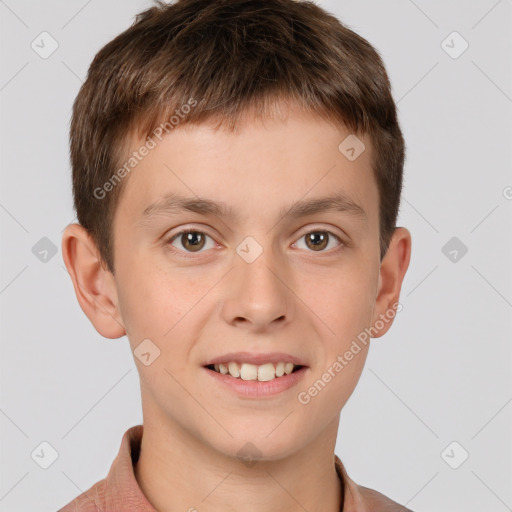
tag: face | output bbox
[101,104,395,459]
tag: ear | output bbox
[370,227,412,338]
[61,223,126,339]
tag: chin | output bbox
[206,423,306,464]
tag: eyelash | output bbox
[164,227,345,256]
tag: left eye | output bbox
[167,229,342,254]
[294,231,342,252]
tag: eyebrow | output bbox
[137,192,367,227]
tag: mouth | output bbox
[204,361,307,382]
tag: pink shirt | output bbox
[58,425,413,512]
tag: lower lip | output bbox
[203,366,308,398]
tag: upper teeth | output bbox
[212,362,296,381]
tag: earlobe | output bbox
[370,227,412,338]
[61,223,126,339]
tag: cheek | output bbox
[115,261,193,343]
[295,346,368,433]
[117,258,222,368]
[300,263,376,342]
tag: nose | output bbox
[221,243,293,332]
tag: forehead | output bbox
[114,104,378,230]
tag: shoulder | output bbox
[57,425,152,512]
[356,484,415,512]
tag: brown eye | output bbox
[305,231,328,251]
[181,232,205,252]
[169,230,215,253]
[295,230,342,252]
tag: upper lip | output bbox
[203,352,308,367]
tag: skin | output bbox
[62,102,411,512]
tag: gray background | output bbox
[1,1,511,511]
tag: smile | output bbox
[205,361,304,382]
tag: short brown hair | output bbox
[70,0,405,273]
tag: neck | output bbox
[133,408,343,512]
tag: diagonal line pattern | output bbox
[0,202,29,233]
[397,62,439,104]
[403,198,439,233]
[471,0,503,29]
[0,265,29,295]
[407,0,439,28]
[369,368,439,438]
[406,265,438,297]
[471,397,512,439]
[470,205,499,233]
[201,470,233,502]
[61,61,84,83]
[471,265,512,308]
[0,408,29,438]
[0,0,29,28]
[61,0,94,29]
[61,369,132,439]
[472,61,512,103]
[0,472,29,502]
[61,471,107,512]
[0,62,29,92]
[61,216,78,233]
[265,410,294,438]
[472,471,512,510]
[400,472,439,511]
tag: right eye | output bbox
[167,230,217,253]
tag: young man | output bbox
[59,0,412,510]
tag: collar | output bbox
[59,424,412,512]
